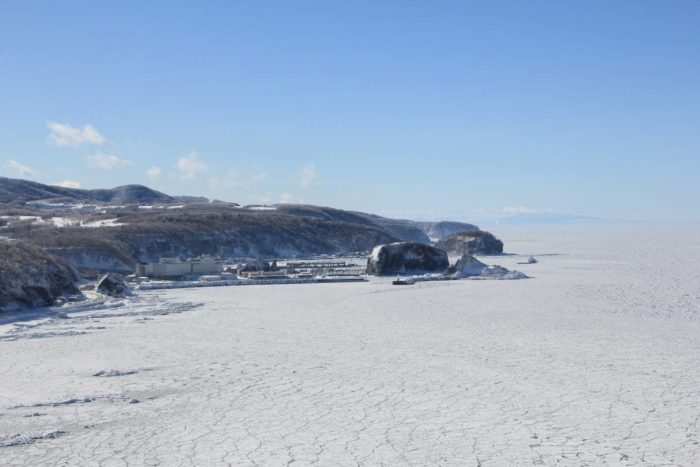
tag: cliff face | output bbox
[434,230,504,255]
[46,246,135,274]
[367,242,449,276]
[359,218,431,244]
[0,241,79,311]
[276,205,432,244]
[419,221,479,240]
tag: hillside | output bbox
[0,240,79,311]
[274,205,432,244]
[0,177,174,205]
[9,204,400,262]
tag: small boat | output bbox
[392,275,413,285]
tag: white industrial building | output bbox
[138,255,223,279]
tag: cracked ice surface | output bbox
[0,225,699,465]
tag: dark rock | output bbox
[367,242,449,276]
[95,273,128,297]
[447,253,528,280]
[434,230,504,255]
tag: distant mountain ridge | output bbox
[489,212,601,225]
[0,177,174,205]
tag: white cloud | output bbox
[47,121,106,147]
[279,193,296,204]
[177,151,208,179]
[251,193,272,204]
[502,206,537,214]
[53,180,81,189]
[4,159,35,177]
[146,166,162,179]
[298,163,320,188]
[87,153,131,170]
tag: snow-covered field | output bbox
[1,225,699,465]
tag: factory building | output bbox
[138,255,223,279]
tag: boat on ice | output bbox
[392,275,414,285]
[517,256,538,265]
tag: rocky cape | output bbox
[447,253,528,280]
[434,230,504,256]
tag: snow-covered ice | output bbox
[0,225,699,465]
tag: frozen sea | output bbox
[1,225,698,465]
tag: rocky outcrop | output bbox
[95,273,128,297]
[448,254,488,277]
[367,242,449,276]
[479,265,528,280]
[447,253,527,280]
[0,241,79,311]
[434,230,504,255]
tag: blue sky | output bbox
[1,1,698,221]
